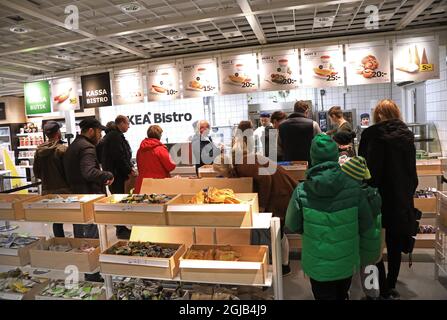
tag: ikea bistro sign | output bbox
[81,72,113,108]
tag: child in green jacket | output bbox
[286,134,375,300]
[340,156,383,299]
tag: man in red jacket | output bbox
[135,125,176,193]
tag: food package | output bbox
[0,268,45,294]
[113,279,186,300]
[184,245,240,261]
[116,193,172,204]
[189,187,242,204]
[39,280,104,300]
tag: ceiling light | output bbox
[190,35,209,43]
[222,30,242,38]
[9,25,28,34]
[313,16,335,28]
[141,42,163,49]
[166,33,185,41]
[103,49,120,55]
[275,24,295,32]
[119,2,142,13]
[52,54,81,61]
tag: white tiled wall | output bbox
[425,45,447,156]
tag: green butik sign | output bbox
[24,81,51,115]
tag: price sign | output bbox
[419,64,434,72]
[219,53,259,94]
[259,50,299,90]
[182,59,219,98]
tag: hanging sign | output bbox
[24,80,51,115]
[301,45,345,87]
[219,53,259,94]
[113,69,144,105]
[259,49,300,90]
[147,63,180,101]
[393,36,439,82]
[51,77,80,111]
[346,41,391,85]
[81,72,112,108]
[182,59,218,98]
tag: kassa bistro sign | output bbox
[81,72,112,108]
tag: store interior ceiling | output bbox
[0,0,447,97]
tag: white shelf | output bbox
[102,266,273,288]
[17,146,38,150]
[17,133,43,137]
[18,157,34,160]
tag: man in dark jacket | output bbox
[278,101,321,163]
[64,118,114,239]
[100,115,134,239]
[33,121,70,237]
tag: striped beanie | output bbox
[341,156,371,181]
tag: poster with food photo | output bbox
[113,69,144,105]
[51,77,80,111]
[301,45,345,87]
[181,59,218,98]
[346,41,391,85]
[259,49,299,91]
[219,53,259,94]
[393,36,439,82]
[147,64,180,101]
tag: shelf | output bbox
[101,266,273,288]
[17,146,38,150]
[17,133,43,137]
[415,233,436,249]
[18,157,34,160]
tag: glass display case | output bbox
[407,123,442,159]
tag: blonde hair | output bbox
[373,99,402,123]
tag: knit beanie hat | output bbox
[310,133,339,165]
[341,156,371,181]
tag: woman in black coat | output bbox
[359,99,419,300]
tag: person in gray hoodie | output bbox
[33,121,71,237]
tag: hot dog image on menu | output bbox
[50,77,80,111]
[147,64,180,101]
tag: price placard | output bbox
[346,41,391,85]
[147,63,180,102]
[181,59,218,98]
[301,45,345,87]
[113,69,144,105]
[259,50,299,90]
[219,53,259,94]
[419,64,434,72]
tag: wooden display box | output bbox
[415,234,435,249]
[35,281,106,300]
[0,237,44,266]
[280,161,308,181]
[180,245,269,286]
[23,194,104,223]
[416,160,442,176]
[0,194,39,221]
[93,194,178,226]
[166,193,259,227]
[99,241,186,279]
[198,165,219,178]
[414,197,437,213]
[29,238,100,273]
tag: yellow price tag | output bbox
[419,64,433,72]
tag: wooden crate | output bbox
[280,161,308,181]
[416,159,442,176]
[29,238,100,273]
[415,234,435,249]
[198,165,219,178]
[0,237,44,266]
[414,197,437,213]
[93,194,178,226]
[99,241,185,279]
[166,193,259,227]
[23,194,104,223]
[180,244,269,286]
[0,194,39,221]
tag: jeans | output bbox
[310,277,352,300]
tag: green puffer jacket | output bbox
[286,161,375,282]
[359,184,382,266]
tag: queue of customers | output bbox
[33,98,418,299]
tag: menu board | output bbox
[113,69,144,105]
[24,80,51,115]
[147,63,180,101]
[259,49,299,91]
[346,42,391,85]
[81,72,112,108]
[393,36,439,82]
[181,59,218,98]
[219,53,259,94]
[301,45,345,87]
[51,77,80,111]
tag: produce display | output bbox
[113,193,172,204]
[113,279,186,300]
[39,195,80,203]
[0,234,39,249]
[189,187,242,204]
[39,280,104,300]
[185,246,241,261]
[0,268,45,294]
[414,189,436,198]
[106,242,177,258]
